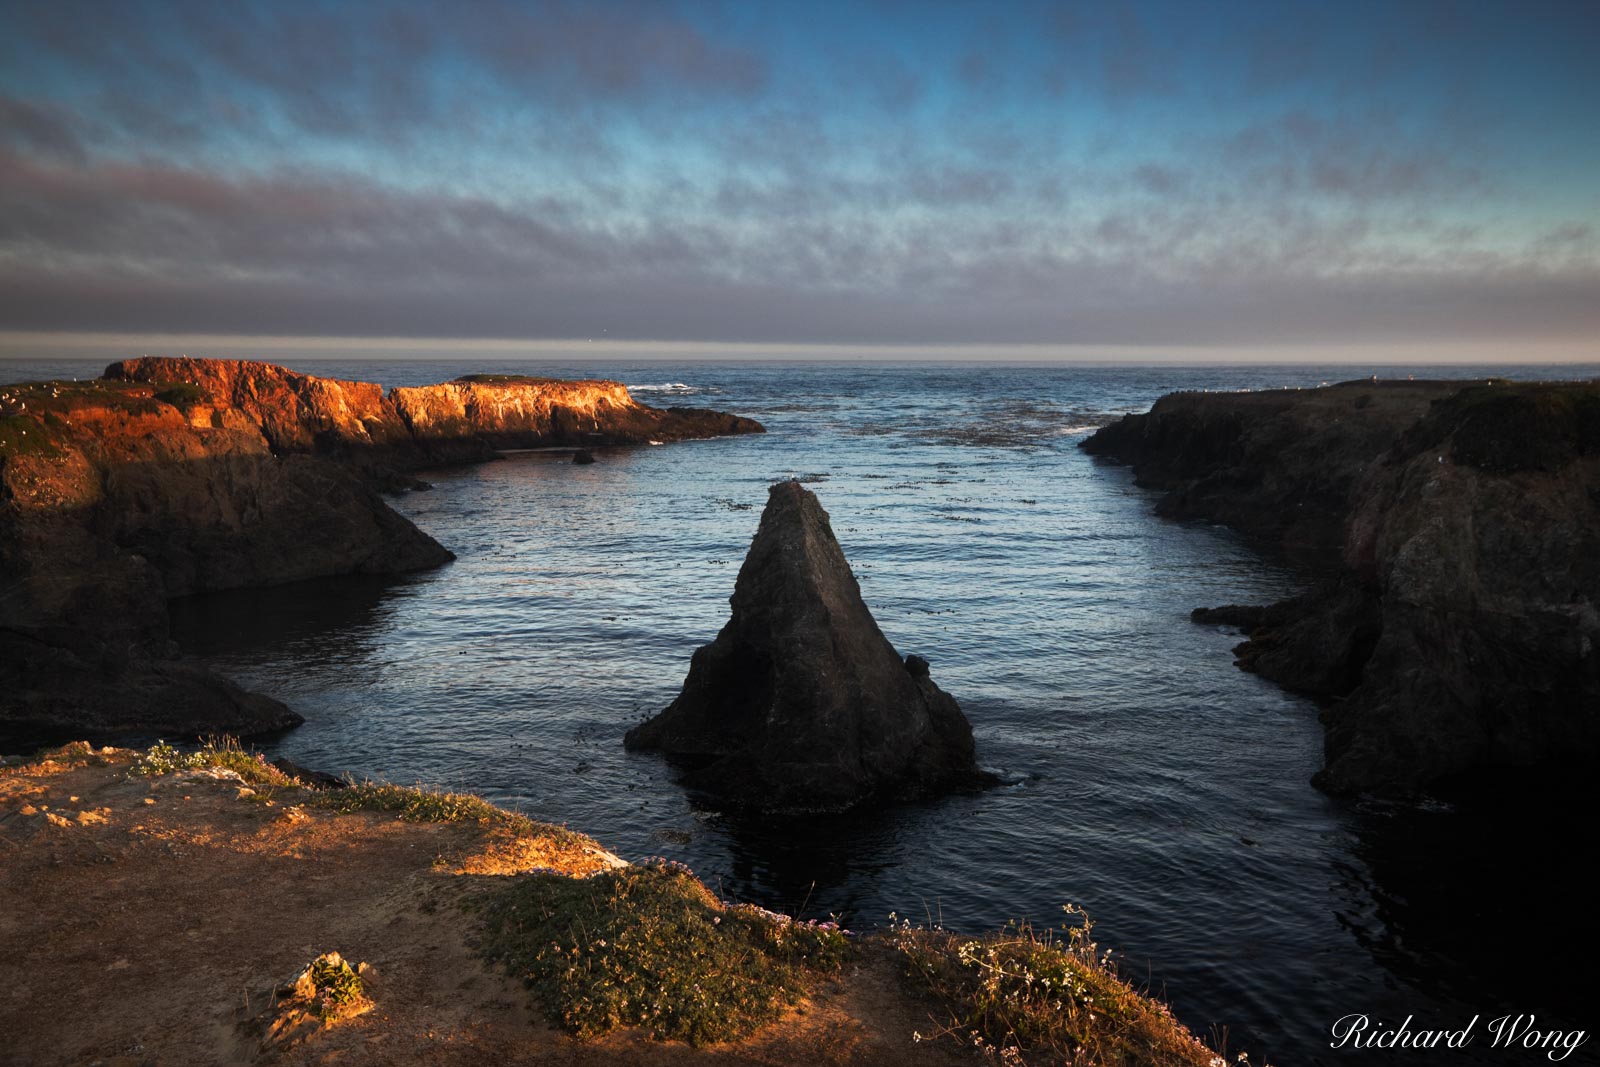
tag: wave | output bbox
[628,382,701,395]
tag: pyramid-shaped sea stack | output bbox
[625,481,983,812]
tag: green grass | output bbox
[0,414,62,458]
[152,382,209,411]
[311,780,587,846]
[131,738,299,786]
[0,378,185,458]
[891,906,1224,1067]
[474,861,850,1045]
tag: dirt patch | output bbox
[1,752,975,1067]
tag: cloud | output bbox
[1130,163,1187,196]
[1,144,1596,348]
[0,95,86,164]
[2,0,768,154]
[1218,110,1487,204]
[0,0,1596,351]
[459,0,768,97]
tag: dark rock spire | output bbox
[625,481,983,812]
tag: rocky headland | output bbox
[626,481,985,812]
[105,357,763,472]
[0,359,764,742]
[1083,378,1600,794]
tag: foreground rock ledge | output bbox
[0,746,1216,1067]
[626,481,984,812]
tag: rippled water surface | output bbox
[8,358,1598,1064]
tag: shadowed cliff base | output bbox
[626,481,988,813]
[0,360,765,741]
[1083,378,1600,795]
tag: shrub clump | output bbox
[455,373,559,385]
[10,741,112,772]
[475,860,850,1045]
[312,781,585,846]
[891,905,1225,1067]
[0,414,62,458]
[152,382,208,411]
[131,738,298,786]
[255,951,372,1046]
[302,952,366,1021]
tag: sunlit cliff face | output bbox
[390,379,640,434]
[98,358,647,446]
[2,362,756,517]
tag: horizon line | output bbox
[1,331,1596,365]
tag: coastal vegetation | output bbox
[151,381,208,411]
[132,736,299,785]
[314,778,589,847]
[890,908,1219,1066]
[474,860,851,1044]
[301,952,368,1022]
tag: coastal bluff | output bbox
[0,358,765,741]
[1083,378,1600,795]
[105,357,764,469]
[626,481,983,812]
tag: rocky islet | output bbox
[625,480,985,812]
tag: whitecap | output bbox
[628,382,696,394]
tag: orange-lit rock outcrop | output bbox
[1,358,763,740]
[104,358,763,465]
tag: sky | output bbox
[0,0,1597,360]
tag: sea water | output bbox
[6,358,1597,1064]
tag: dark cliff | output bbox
[1083,378,1600,794]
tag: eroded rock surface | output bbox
[105,359,764,469]
[626,481,982,812]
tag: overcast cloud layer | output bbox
[1,0,1597,352]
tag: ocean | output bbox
[6,357,1597,1065]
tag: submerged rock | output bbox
[625,481,983,812]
